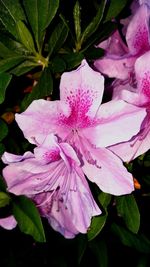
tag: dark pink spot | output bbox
[133,25,149,55]
[44,148,60,163]
[141,72,150,99]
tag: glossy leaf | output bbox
[0,176,7,192]
[73,1,81,43]
[0,56,25,73]
[11,60,38,76]
[88,192,111,241]
[0,0,26,39]
[16,21,36,53]
[111,223,150,254]
[80,0,107,45]
[0,192,10,208]
[116,194,140,233]
[48,20,68,57]
[12,195,46,242]
[105,0,129,21]
[89,239,108,267]
[21,67,53,110]
[50,56,66,73]
[62,52,84,70]
[23,0,59,50]
[0,119,8,142]
[0,72,12,104]
[0,143,5,156]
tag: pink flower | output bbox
[0,215,17,230]
[15,60,146,195]
[2,134,101,238]
[109,51,150,161]
[94,3,150,80]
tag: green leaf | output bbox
[48,20,68,57]
[21,67,53,110]
[88,192,111,241]
[23,0,59,50]
[62,52,84,70]
[0,119,8,141]
[80,0,107,45]
[111,223,150,254]
[84,47,104,60]
[89,239,108,267]
[0,56,25,73]
[11,60,38,76]
[50,56,66,73]
[0,0,26,39]
[0,192,10,208]
[0,143,5,155]
[73,1,81,43]
[76,235,87,265]
[12,195,46,242]
[16,20,36,53]
[116,194,140,233]
[105,0,129,21]
[0,176,7,192]
[0,72,12,104]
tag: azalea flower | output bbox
[109,51,150,161]
[2,134,101,238]
[94,3,150,80]
[15,60,146,195]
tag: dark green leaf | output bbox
[21,67,53,110]
[105,0,129,21]
[73,1,81,43]
[0,192,10,208]
[89,239,108,267]
[23,0,59,50]
[0,56,25,73]
[0,72,12,104]
[80,0,107,45]
[84,46,104,60]
[76,235,87,265]
[0,0,26,39]
[12,195,46,242]
[88,214,107,241]
[48,20,68,57]
[0,143,5,156]
[0,119,8,141]
[50,56,66,73]
[111,223,150,253]
[62,52,84,70]
[116,194,140,233]
[0,176,7,192]
[11,60,38,76]
[16,20,36,53]
[88,192,111,241]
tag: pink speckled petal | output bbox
[0,215,17,230]
[135,51,150,102]
[79,139,134,195]
[60,60,104,123]
[126,4,150,55]
[35,168,101,238]
[15,99,71,144]
[94,55,136,79]
[80,100,146,147]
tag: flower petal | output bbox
[60,60,104,123]
[94,55,136,80]
[80,140,134,195]
[0,215,17,230]
[80,100,146,147]
[126,4,150,55]
[135,51,150,102]
[15,99,71,144]
[2,151,34,164]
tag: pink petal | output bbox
[79,139,134,195]
[94,55,136,80]
[135,51,150,102]
[80,100,146,147]
[60,60,104,122]
[15,99,71,144]
[2,151,34,164]
[109,116,150,161]
[126,4,150,55]
[0,215,17,230]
